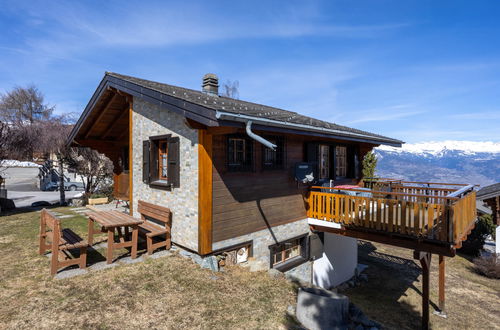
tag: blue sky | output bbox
[1,0,499,143]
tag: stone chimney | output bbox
[202,73,219,96]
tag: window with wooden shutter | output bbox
[145,134,180,189]
[335,146,347,178]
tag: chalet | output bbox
[68,72,477,329]
[477,183,500,254]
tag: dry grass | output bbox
[1,208,499,330]
[0,208,296,329]
[345,241,500,330]
[473,255,500,279]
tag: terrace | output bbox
[306,178,478,329]
[307,178,476,256]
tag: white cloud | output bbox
[7,1,410,61]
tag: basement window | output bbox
[269,235,308,272]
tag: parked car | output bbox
[43,180,84,191]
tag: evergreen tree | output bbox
[362,151,378,180]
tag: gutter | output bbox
[246,121,277,150]
[215,111,403,147]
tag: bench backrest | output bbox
[137,200,171,227]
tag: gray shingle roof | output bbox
[477,182,500,199]
[106,72,403,145]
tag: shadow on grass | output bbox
[350,240,436,329]
[281,240,440,329]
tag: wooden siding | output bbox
[212,129,376,242]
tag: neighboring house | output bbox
[67,72,477,296]
[477,183,500,254]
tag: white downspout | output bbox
[246,121,277,150]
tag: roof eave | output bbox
[66,73,220,147]
[215,111,403,147]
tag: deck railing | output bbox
[307,183,476,246]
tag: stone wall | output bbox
[131,99,199,251]
[212,218,312,282]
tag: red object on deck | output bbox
[333,185,359,189]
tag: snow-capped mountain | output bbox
[374,141,500,187]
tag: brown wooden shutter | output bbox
[142,140,150,183]
[168,137,180,188]
[305,142,319,179]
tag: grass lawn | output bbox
[0,207,498,329]
[0,207,296,329]
[345,241,500,330]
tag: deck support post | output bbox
[414,251,432,330]
[438,255,445,312]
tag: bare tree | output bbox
[221,80,239,99]
[0,85,55,160]
[37,115,74,205]
[65,147,113,197]
[0,85,54,125]
[0,121,9,162]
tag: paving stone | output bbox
[150,250,172,259]
[201,256,219,272]
[120,255,146,264]
[88,261,119,272]
[58,214,75,219]
[55,268,88,280]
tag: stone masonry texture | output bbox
[213,218,312,282]
[132,99,199,251]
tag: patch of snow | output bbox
[377,140,500,156]
[0,160,42,168]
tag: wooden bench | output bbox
[39,209,88,275]
[137,200,172,255]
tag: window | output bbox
[269,235,308,271]
[158,141,168,180]
[272,238,301,265]
[227,135,253,171]
[335,146,347,177]
[263,136,285,169]
[318,145,330,179]
[142,135,180,189]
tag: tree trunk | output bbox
[58,156,66,205]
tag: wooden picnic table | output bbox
[87,210,143,264]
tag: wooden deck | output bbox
[307,180,477,256]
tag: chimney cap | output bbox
[202,73,219,96]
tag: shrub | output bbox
[473,254,500,279]
[459,214,495,256]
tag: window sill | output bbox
[149,180,172,190]
[273,256,307,273]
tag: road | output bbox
[1,167,40,191]
[6,190,82,208]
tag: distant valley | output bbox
[374,141,500,188]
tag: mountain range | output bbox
[374,141,500,188]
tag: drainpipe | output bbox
[245,121,277,150]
